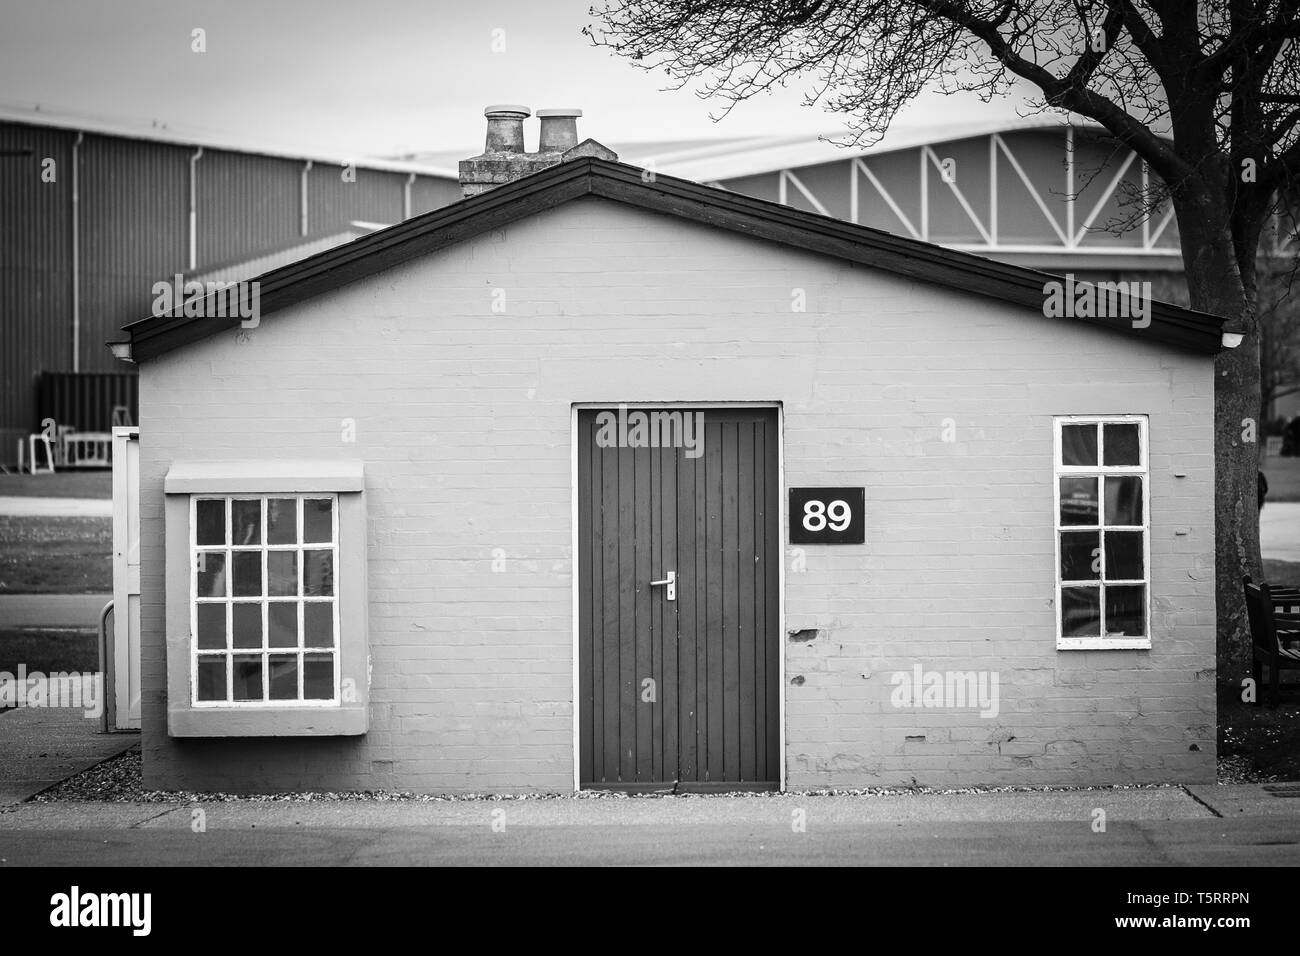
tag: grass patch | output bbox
[0,628,100,673]
[0,470,111,499]
[1263,559,1300,588]
[0,628,99,715]
[1263,456,1300,503]
[0,515,111,593]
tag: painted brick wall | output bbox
[138,195,1216,793]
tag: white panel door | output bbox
[111,426,141,729]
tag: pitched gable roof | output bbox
[121,156,1227,362]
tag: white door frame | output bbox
[569,401,786,792]
[111,426,142,729]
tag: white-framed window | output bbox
[1053,415,1151,650]
[190,494,340,705]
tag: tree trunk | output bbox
[1214,329,1264,677]
[1176,204,1262,679]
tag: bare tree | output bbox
[588,0,1300,671]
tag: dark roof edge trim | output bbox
[125,157,1225,362]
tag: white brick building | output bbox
[117,116,1227,793]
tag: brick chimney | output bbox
[459,105,618,197]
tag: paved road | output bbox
[0,496,111,517]
[0,816,1297,866]
[1262,501,1300,562]
[0,594,111,628]
[1,785,1297,865]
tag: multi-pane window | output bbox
[191,494,339,704]
[1054,416,1150,648]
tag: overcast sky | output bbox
[0,0,1031,159]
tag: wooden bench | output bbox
[1243,576,1300,707]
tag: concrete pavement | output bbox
[0,709,136,805]
[1262,501,1300,561]
[1185,781,1300,816]
[0,594,111,628]
[1,819,1296,866]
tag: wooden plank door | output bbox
[578,407,779,791]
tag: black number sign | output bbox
[788,487,865,544]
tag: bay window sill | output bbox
[1057,637,1152,650]
[167,702,368,737]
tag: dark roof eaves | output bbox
[125,156,1224,361]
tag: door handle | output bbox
[649,570,676,601]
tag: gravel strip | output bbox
[34,746,1223,803]
[1216,754,1278,784]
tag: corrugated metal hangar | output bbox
[2,106,1224,466]
[0,107,460,461]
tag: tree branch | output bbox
[917,0,1191,182]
